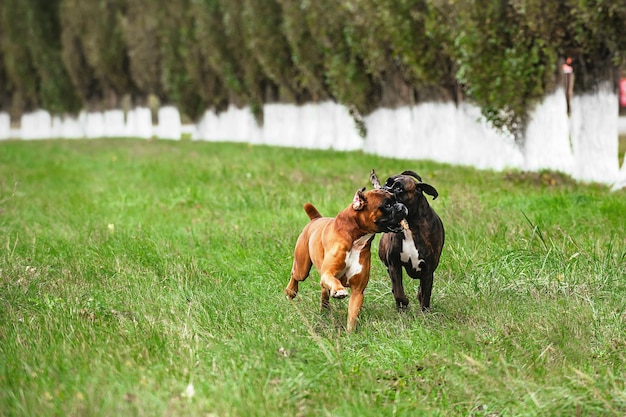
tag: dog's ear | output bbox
[352,187,367,210]
[383,177,404,195]
[369,169,382,189]
[417,183,439,200]
[383,177,396,190]
[401,170,423,183]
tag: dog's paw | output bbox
[395,297,410,310]
[285,288,298,300]
[331,288,349,299]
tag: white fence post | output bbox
[0,112,10,140]
[157,106,182,140]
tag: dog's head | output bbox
[352,187,408,233]
[370,169,439,205]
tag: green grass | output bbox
[1,139,625,416]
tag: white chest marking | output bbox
[343,234,373,280]
[400,229,424,271]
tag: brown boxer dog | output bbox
[285,188,408,331]
[371,170,444,311]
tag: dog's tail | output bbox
[303,203,322,220]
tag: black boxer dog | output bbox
[370,170,444,311]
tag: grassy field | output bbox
[1,139,625,416]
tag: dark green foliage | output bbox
[1,0,83,116]
[193,0,276,119]
[217,0,274,120]
[0,1,44,115]
[507,0,626,90]
[193,0,269,117]
[0,26,14,111]
[177,1,230,115]
[276,0,331,102]
[59,0,104,109]
[0,0,624,134]
[60,0,136,110]
[242,0,307,103]
[118,0,165,101]
[26,0,82,114]
[301,0,380,114]
[454,0,556,140]
[150,0,206,119]
[336,0,401,107]
[387,1,459,102]
[341,0,458,107]
[455,0,626,138]
[560,0,626,91]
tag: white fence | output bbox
[2,91,626,190]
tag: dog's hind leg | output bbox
[286,230,315,299]
[286,255,312,299]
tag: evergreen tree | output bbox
[0,26,14,112]
[0,0,624,139]
[194,0,249,106]
[242,0,308,103]
[509,0,626,91]
[26,0,82,114]
[218,0,276,119]
[186,1,230,114]
[60,0,105,109]
[119,0,165,104]
[453,0,626,139]
[152,0,206,119]
[60,0,136,110]
[340,0,458,107]
[299,0,379,114]
[276,0,331,102]
[193,0,275,120]
[454,0,556,139]
[0,0,42,116]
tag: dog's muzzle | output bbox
[381,202,408,233]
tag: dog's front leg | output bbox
[388,264,409,309]
[319,258,349,299]
[347,288,364,332]
[418,275,433,311]
[346,273,370,332]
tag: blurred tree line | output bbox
[0,0,624,139]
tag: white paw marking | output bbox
[332,289,349,298]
